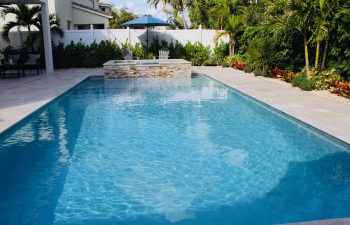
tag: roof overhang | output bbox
[0,0,47,5]
[72,2,112,19]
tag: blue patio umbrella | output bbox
[122,15,171,53]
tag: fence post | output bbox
[90,24,94,44]
[127,27,131,45]
[17,26,22,48]
[199,25,202,44]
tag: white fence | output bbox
[1,28,229,52]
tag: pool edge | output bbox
[196,72,350,148]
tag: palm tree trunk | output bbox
[315,41,320,70]
[304,36,311,78]
[321,37,329,70]
[229,35,235,56]
[27,25,34,51]
[181,11,187,29]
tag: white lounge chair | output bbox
[158,48,169,59]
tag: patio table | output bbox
[0,62,24,78]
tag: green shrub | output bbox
[53,40,122,68]
[185,42,211,66]
[169,41,186,59]
[291,74,316,91]
[310,68,341,90]
[132,43,145,59]
[213,42,229,65]
[203,57,218,66]
[245,37,277,72]
[149,36,161,56]
[254,68,269,77]
[329,61,350,81]
[243,65,254,73]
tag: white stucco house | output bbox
[0,0,113,30]
[49,0,113,30]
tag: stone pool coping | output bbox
[193,67,350,145]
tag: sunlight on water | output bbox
[1,76,350,225]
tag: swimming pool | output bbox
[0,75,350,225]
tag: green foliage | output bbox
[51,39,216,68]
[1,4,63,51]
[169,41,186,59]
[254,68,269,77]
[292,74,317,91]
[245,38,276,71]
[53,40,122,68]
[213,42,229,65]
[310,68,342,90]
[243,65,254,73]
[132,43,146,59]
[148,36,161,56]
[328,61,350,81]
[184,42,211,66]
[109,8,137,29]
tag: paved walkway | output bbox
[193,66,350,145]
[0,68,102,134]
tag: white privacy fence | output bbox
[1,28,229,51]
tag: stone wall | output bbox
[104,60,192,79]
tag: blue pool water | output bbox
[1,75,350,225]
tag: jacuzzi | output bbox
[103,59,192,79]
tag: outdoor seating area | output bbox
[0,52,42,78]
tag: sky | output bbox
[105,0,168,20]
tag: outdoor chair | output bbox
[122,48,138,60]
[1,54,24,78]
[158,47,169,59]
[24,53,41,75]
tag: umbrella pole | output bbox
[146,27,149,57]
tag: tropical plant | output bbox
[0,4,63,50]
[109,8,138,29]
[266,0,317,77]
[245,37,276,72]
[184,41,211,65]
[148,0,190,29]
[291,74,317,91]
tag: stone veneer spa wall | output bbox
[103,59,192,79]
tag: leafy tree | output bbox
[267,0,317,77]
[0,4,63,50]
[189,0,220,29]
[148,0,190,29]
[109,8,138,29]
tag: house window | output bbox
[100,7,105,12]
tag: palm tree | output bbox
[267,0,316,78]
[0,4,63,50]
[1,4,40,42]
[109,8,138,29]
[148,0,190,29]
[212,0,243,56]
